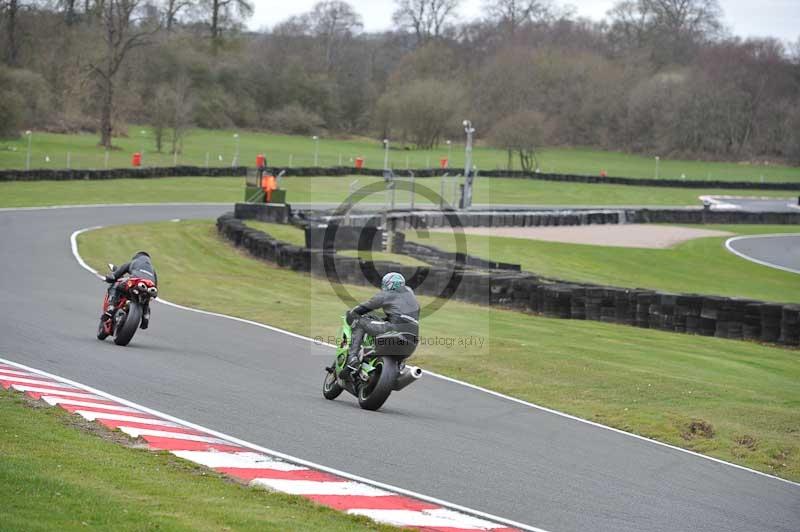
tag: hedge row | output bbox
[217,213,799,348]
[0,166,247,181]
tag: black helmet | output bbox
[134,251,150,258]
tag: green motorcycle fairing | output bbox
[334,315,377,379]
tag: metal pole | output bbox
[25,131,32,170]
[462,120,475,209]
[410,172,415,210]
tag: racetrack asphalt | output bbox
[726,234,800,275]
[0,204,798,532]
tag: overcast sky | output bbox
[250,0,800,44]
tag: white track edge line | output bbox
[0,356,544,532]
[724,234,800,275]
[0,202,230,212]
[70,226,800,491]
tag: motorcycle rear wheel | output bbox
[357,356,397,411]
[114,303,142,346]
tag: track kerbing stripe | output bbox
[0,358,537,532]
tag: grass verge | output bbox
[78,220,800,481]
[408,225,800,303]
[2,128,800,182]
[0,390,398,532]
[0,175,796,209]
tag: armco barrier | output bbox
[217,214,799,348]
[0,166,247,181]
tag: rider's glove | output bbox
[104,274,115,284]
[346,310,357,325]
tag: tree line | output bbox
[1,0,799,166]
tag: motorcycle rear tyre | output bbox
[114,303,142,346]
[357,356,397,411]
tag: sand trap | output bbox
[432,224,735,249]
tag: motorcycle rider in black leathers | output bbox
[103,251,158,329]
[345,272,420,379]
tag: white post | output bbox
[405,154,409,169]
[446,140,452,168]
[205,152,209,168]
[66,152,71,170]
[25,130,32,170]
[104,149,109,169]
[289,154,293,167]
[338,153,342,166]
[655,156,660,179]
[383,139,389,171]
[173,150,178,166]
[313,136,319,166]
[232,133,240,167]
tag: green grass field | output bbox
[1,175,796,209]
[0,390,399,532]
[78,220,800,481]
[409,225,800,304]
[2,127,799,182]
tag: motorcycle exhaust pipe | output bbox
[393,365,423,391]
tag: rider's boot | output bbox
[346,326,365,381]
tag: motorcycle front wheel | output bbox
[96,318,109,340]
[322,369,344,400]
[357,356,397,411]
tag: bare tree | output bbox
[1,0,20,65]
[393,0,461,45]
[488,110,546,171]
[309,1,362,70]
[482,0,551,36]
[377,78,464,149]
[205,0,252,53]
[164,0,192,32]
[607,0,722,64]
[89,0,158,148]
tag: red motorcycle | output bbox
[97,263,157,346]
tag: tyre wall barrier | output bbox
[317,208,800,228]
[269,167,800,191]
[0,166,247,181]
[234,202,292,224]
[217,214,799,348]
[5,164,798,191]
